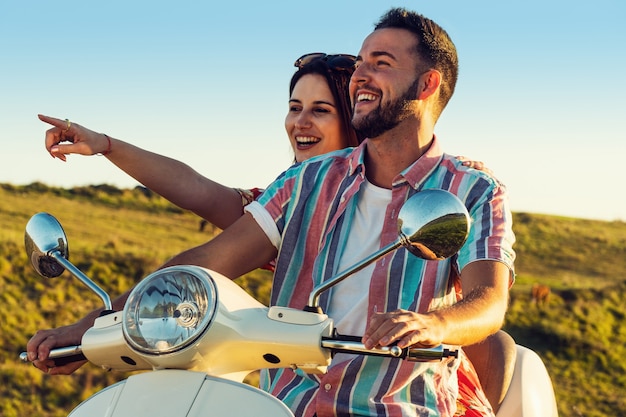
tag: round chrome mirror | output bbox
[397,189,470,260]
[24,212,68,278]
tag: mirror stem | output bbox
[50,251,113,311]
[306,241,401,310]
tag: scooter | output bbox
[20,190,558,417]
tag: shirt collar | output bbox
[396,135,443,189]
[348,136,444,189]
[347,141,367,177]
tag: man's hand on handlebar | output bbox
[26,321,90,375]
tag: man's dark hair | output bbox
[375,8,459,117]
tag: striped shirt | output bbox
[245,137,515,417]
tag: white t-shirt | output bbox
[327,180,392,336]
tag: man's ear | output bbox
[417,70,442,100]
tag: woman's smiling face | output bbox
[285,73,349,163]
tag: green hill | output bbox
[1,183,624,416]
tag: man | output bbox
[29,8,514,416]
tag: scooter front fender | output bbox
[68,369,294,417]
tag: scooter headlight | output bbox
[123,265,218,355]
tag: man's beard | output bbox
[352,77,420,139]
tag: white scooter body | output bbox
[66,269,557,417]
[497,345,559,417]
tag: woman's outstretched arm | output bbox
[40,114,245,229]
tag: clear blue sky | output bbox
[1,0,624,221]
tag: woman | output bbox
[37,53,503,416]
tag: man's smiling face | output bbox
[350,28,423,139]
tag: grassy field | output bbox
[0,183,624,416]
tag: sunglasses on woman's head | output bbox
[294,53,357,71]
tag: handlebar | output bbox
[20,337,457,369]
[321,335,457,362]
[19,345,86,366]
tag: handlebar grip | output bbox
[50,352,87,366]
[405,346,458,362]
[19,345,85,365]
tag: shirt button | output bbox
[324,383,332,391]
